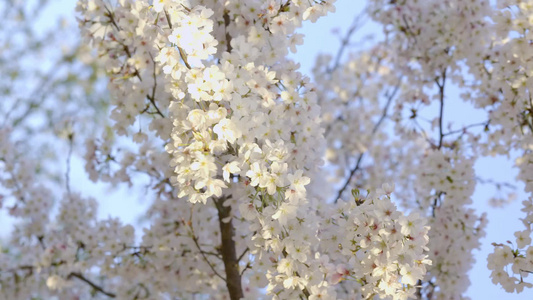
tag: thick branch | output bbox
[214,196,243,300]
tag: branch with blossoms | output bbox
[333,83,400,203]
[68,273,117,298]
[5,0,533,299]
[488,197,533,293]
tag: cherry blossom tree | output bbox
[1,0,532,299]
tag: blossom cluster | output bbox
[0,129,130,298]
[318,186,431,299]
[311,0,533,298]
[2,0,533,299]
[488,197,533,293]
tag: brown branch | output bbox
[178,47,192,69]
[240,263,251,276]
[10,251,118,297]
[223,12,233,53]
[214,196,243,300]
[103,5,120,32]
[69,272,116,298]
[189,224,226,282]
[334,153,365,204]
[145,95,164,117]
[415,279,422,299]
[145,53,165,118]
[237,247,249,263]
[435,69,446,149]
[65,132,74,196]
[103,5,144,83]
[442,120,489,137]
[164,9,173,29]
[431,192,444,218]
[334,84,399,203]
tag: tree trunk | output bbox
[215,197,243,300]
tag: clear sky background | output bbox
[3,0,531,299]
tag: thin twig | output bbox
[324,55,386,136]
[65,132,74,196]
[435,69,447,149]
[412,118,436,147]
[189,224,226,282]
[145,53,165,118]
[69,272,116,298]
[476,176,517,190]
[240,263,251,276]
[178,47,192,70]
[5,56,67,127]
[334,84,399,203]
[237,247,249,263]
[329,9,367,73]
[442,120,489,137]
[164,9,173,29]
[334,153,365,204]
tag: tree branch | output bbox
[334,153,365,204]
[178,46,192,70]
[164,9,173,29]
[435,69,446,149]
[214,196,243,300]
[334,84,399,203]
[69,272,116,298]
[145,53,165,118]
[328,8,367,73]
[442,120,489,137]
[223,11,233,53]
[189,223,227,282]
[65,132,74,196]
[237,247,249,263]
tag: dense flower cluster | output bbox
[318,187,431,299]
[312,0,533,298]
[488,197,533,293]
